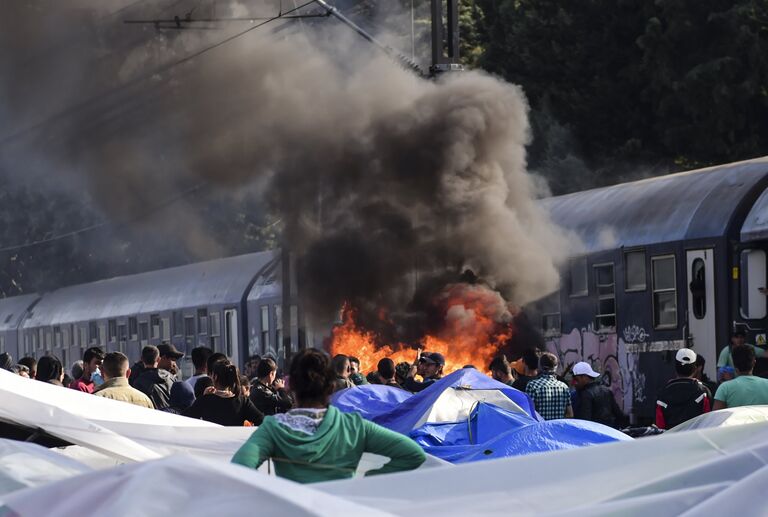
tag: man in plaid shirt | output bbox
[525,352,573,420]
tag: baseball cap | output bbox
[158,343,184,359]
[572,361,600,378]
[675,348,696,365]
[420,352,445,366]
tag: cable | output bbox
[0,0,319,149]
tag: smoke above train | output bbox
[1,1,569,350]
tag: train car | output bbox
[7,249,318,376]
[529,157,768,423]
[0,294,41,363]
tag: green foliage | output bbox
[477,0,768,193]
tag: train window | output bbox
[79,327,87,347]
[63,327,70,348]
[37,329,43,349]
[161,318,170,340]
[150,315,161,339]
[173,312,183,337]
[275,305,283,350]
[0,335,4,352]
[108,320,117,342]
[184,317,195,340]
[117,324,127,343]
[197,309,208,334]
[624,250,646,291]
[54,326,61,347]
[652,255,677,328]
[89,322,98,344]
[209,312,221,337]
[690,259,706,319]
[261,306,270,350]
[540,291,561,337]
[128,318,138,340]
[291,305,299,328]
[569,257,588,296]
[740,249,767,320]
[594,264,616,331]
[139,322,149,342]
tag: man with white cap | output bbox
[655,348,712,429]
[571,362,626,428]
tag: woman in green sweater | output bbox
[231,348,426,483]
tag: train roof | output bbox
[543,157,768,254]
[21,250,280,328]
[0,294,40,332]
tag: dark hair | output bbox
[83,347,105,364]
[521,348,540,371]
[256,357,277,379]
[0,352,13,370]
[290,349,336,405]
[367,371,383,384]
[36,355,63,383]
[539,352,558,372]
[18,356,37,372]
[169,381,195,410]
[142,345,159,365]
[732,344,756,373]
[212,361,241,395]
[675,360,696,377]
[695,354,706,368]
[332,354,349,375]
[348,356,360,367]
[733,330,747,338]
[194,376,214,399]
[191,346,214,370]
[207,352,229,374]
[377,358,395,379]
[102,352,129,379]
[489,355,511,375]
[239,374,250,387]
[754,357,768,378]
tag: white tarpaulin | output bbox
[320,420,768,516]
[0,455,392,517]
[668,405,768,432]
[0,439,91,497]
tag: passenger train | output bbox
[2,157,768,424]
[0,250,323,379]
[530,156,768,422]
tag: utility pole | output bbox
[430,0,463,76]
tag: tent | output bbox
[668,405,768,432]
[0,439,91,497]
[333,369,629,462]
[0,455,391,517]
[320,420,768,516]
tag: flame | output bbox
[330,283,515,375]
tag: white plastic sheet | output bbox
[668,404,768,432]
[0,455,392,517]
[0,439,91,496]
[320,421,768,516]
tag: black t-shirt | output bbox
[512,374,535,393]
[183,394,264,426]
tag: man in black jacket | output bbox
[572,361,626,428]
[134,345,176,410]
[656,348,712,429]
[250,357,293,415]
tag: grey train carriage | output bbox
[0,250,322,377]
[528,156,768,423]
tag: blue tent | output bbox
[332,369,631,463]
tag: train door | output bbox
[686,249,716,378]
[224,309,239,366]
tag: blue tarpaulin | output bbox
[332,369,631,463]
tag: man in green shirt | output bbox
[713,345,768,410]
[717,330,765,368]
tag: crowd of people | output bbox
[4,332,768,484]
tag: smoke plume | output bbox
[0,1,567,332]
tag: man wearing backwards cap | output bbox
[571,362,626,428]
[655,348,712,429]
[404,351,445,393]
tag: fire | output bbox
[330,283,515,375]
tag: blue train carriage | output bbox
[0,294,41,363]
[528,157,768,423]
[13,249,319,376]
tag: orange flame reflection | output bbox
[330,284,515,375]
